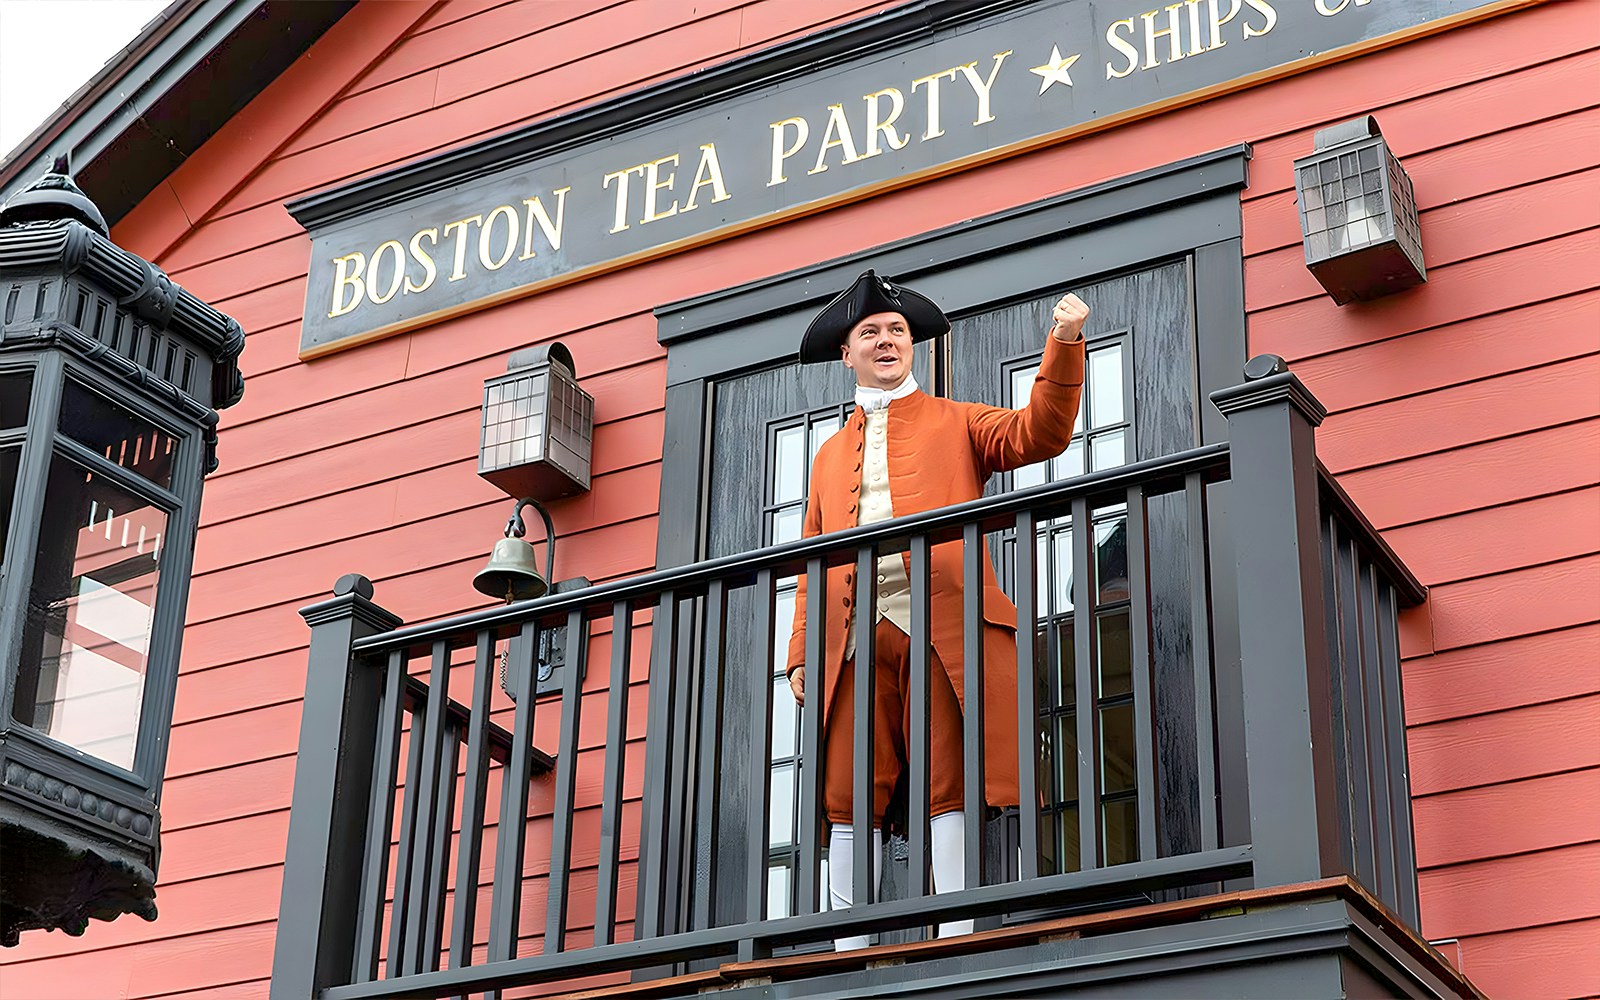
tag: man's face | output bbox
[840,311,914,390]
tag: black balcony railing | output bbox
[268,364,1425,1000]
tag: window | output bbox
[765,405,849,917]
[1004,332,1139,874]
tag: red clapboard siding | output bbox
[0,923,279,1000]
[1418,841,1600,941]
[1412,769,1600,869]
[1317,355,1600,474]
[1423,554,1600,653]
[1407,694,1600,797]
[1401,624,1600,726]
[1244,105,1600,257]
[1292,290,1600,413]
[1383,489,1600,587]
[1246,167,1600,313]
[1456,918,1600,1000]
[1336,419,1600,531]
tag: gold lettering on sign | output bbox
[910,67,959,140]
[683,144,731,210]
[956,51,1012,125]
[1316,0,1373,13]
[1109,0,1276,76]
[1105,19,1139,78]
[405,229,439,294]
[769,117,809,186]
[520,188,571,259]
[1243,0,1277,37]
[479,205,519,271]
[368,240,406,304]
[642,154,682,224]
[602,164,648,233]
[862,88,910,159]
[329,252,366,318]
[810,104,863,175]
[442,215,483,281]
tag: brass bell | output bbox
[473,497,555,604]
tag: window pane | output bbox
[59,379,178,489]
[809,415,840,463]
[0,449,16,567]
[1011,365,1039,408]
[15,457,167,770]
[1102,798,1138,867]
[766,863,792,920]
[1061,803,1081,874]
[773,425,804,503]
[1095,517,1129,604]
[1013,460,1046,490]
[1097,610,1132,700]
[775,585,796,668]
[1089,429,1125,471]
[771,505,803,545]
[1051,439,1085,481]
[1056,713,1078,800]
[1052,619,1076,710]
[772,676,797,760]
[1050,527,1073,614]
[769,763,796,848]
[1100,703,1136,795]
[1,370,32,428]
[1089,345,1124,428]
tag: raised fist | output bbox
[1051,292,1089,342]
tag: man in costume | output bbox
[784,269,1087,948]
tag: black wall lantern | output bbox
[0,162,245,944]
[478,342,593,502]
[1294,116,1426,305]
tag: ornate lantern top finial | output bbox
[0,155,109,236]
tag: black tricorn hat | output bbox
[798,269,950,364]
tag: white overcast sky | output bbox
[0,0,171,163]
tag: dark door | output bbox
[696,259,1210,928]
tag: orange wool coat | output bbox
[785,334,1085,808]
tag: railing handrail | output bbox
[1316,461,1426,607]
[351,441,1233,656]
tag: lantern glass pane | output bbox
[59,379,178,489]
[14,455,167,770]
[0,369,32,428]
[1,448,17,564]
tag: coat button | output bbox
[842,596,851,607]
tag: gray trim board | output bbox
[1,0,354,226]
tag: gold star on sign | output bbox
[1030,45,1081,95]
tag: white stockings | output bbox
[827,811,973,951]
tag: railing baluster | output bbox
[745,570,778,935]
[692,582,728,929]
[1183,474,1220,852]
[421,715,459,970]
[1378,581,1421,928]
[1125,487,1159,863]
[635,591,679,940]
[1335,531,1375,890]
[1014,510,1040,882]
[387,676,426,978]
[961,523,986,884]
[449,632,497,971]
[1357,557,1395,906]
[401,642,452,974]
[544,610,588,954]
[907,533,932,902]
[355,650,406,982]
[1070,498,1098,873]
[487,622,539,962]
[665,595,698,937]
[797,558,825,917]
[852,544,878,905]
[594,601,633,946]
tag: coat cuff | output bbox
[1039,330,1086,386]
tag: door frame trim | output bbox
[653,145,1251,569]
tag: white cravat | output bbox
[854,372,919,413]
